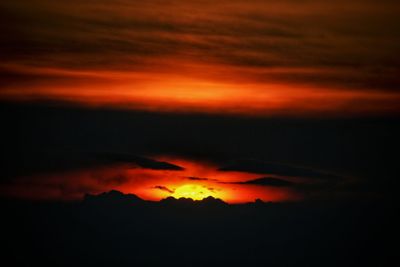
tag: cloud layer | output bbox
[1,0,399,116]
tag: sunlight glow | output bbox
[171,184,215,200]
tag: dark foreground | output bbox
[1,191,396,267]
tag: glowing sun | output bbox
[171,184,215,200]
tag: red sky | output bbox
[1,0,399,117]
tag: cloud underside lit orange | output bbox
[1,64,399,117]
[1,0,399,117]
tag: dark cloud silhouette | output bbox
[187,176,209,181]
[186,176,218,182]
[153,185,174,194]
[219,159,340,180]
[222,177,294,187]
[218,176,339,197]
[95,152,184,170]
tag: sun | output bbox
[171,184,215,200]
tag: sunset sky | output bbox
[1,0,399,117]
[0,0,399,203]
[1,2,398,266]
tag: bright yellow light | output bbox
[171,184,215,200]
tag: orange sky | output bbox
[1,0,399,117]
[1,63,399,117]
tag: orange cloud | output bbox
[1,0,399,117]
[1,64,399,117]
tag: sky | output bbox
[1,0,399,116]
[0,0,399,203]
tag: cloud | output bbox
[153,185,174,194]
[187,176,209,181]
[96,153,184,170]
[186,176,219,182]
[219,159,340,180]
[0,149,184,184]
[1,0,399,117]
[222,177,294,187]
[218,175,345,199]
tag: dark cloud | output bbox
[219,159,340,180]
[186,176,218,182]
[218,176,339,197]
[95,152,184,170]
[222,177,294,187]
[153,185,174,194]
[0,147,183,183]
[187,176,209,181]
